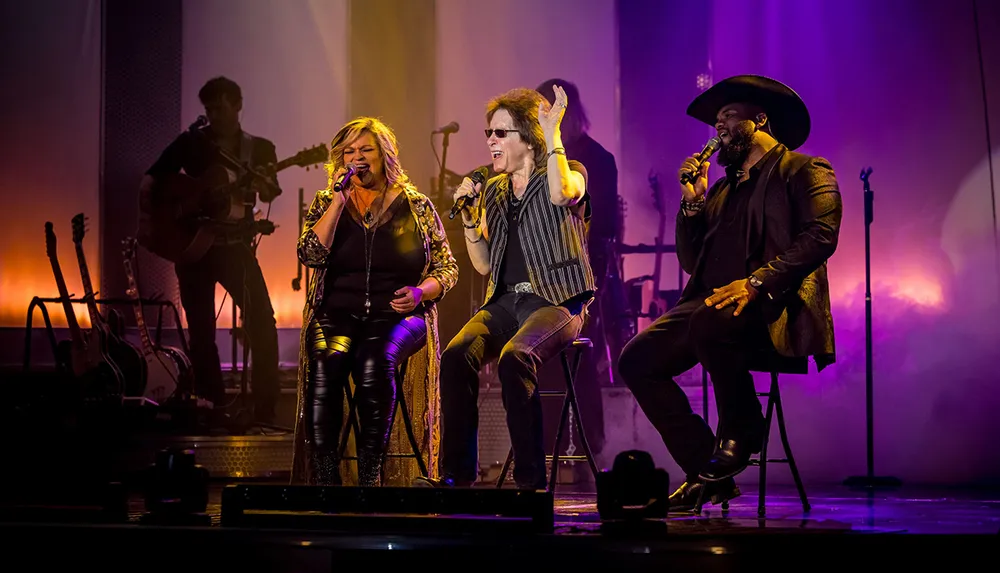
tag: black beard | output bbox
[717,122,754,167]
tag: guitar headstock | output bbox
[71,213,87,244]
[288,143,329,171]
[648,169,664,215]
[860,166,873,190]
[45,222,57,260]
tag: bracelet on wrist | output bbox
[681,198,705,213]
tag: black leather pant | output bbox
[308,310,426,486]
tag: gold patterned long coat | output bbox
[291,183,459,485]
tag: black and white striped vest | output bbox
[482,166,595,306]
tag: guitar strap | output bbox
[240,131,254,166]
[217,131,257,246]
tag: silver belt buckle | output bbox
[510,282,533,294]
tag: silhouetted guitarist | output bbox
[137,76,281,424]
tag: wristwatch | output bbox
[748,275,763,289]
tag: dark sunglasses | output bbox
[485,129,519,138]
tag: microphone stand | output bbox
[844,167,901,489]
[437,131,451,202]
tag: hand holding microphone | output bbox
[449,166,489,220]
[330,164,356,208]
[678,136,720,202]
[333,163,357,192]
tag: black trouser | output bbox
[175,242,279,418]
[439,291,587,489]
[616,294,767,481]
[308,309,426,486]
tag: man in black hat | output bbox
[617,75,843,511]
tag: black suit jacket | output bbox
[676,144,843,371]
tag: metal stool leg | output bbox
[562,346,599,480]
[773,380,810,512]
[495,449,514,488]
[757,374,777,518]
[396,389,428,478]
[548,382,574,493]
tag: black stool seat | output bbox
[496,337,599,492]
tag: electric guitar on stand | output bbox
[72,214,144,397]
[45,221,122,402]
[142,143,328,264]
[647,171,670,318]
[122,236,193,404]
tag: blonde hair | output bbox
[324,117,412,190]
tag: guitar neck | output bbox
[651,213,667,293]
[74,242,103,326]
[122,257,156,356]
[48,255,86,347]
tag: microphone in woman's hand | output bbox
[334,163,357,192]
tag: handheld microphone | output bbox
[679,136,721,185]
[333,163,357,192]
[188,115,208,133]
[449,166,489,219]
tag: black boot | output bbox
[667,477,740,512]
[357,451,383,487]
[313,451,342,486]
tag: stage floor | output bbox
[2,482,997,571]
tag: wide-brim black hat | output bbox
[687,74,810,150]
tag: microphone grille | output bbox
[470,166,489,184]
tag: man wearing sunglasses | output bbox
[416,86,594,490]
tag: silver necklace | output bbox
[355,187,388,315]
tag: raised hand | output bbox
[538,84,568,139]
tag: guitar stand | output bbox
[24,295,189,374]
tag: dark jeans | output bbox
[308,309,426,486]
[175,242,279,418]
[616,294,767,481]
[439,291,587,489]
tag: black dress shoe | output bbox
[668,478,740,512]
[699,438,754,482]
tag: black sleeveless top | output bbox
[320,192,426,317]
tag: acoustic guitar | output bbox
[122,236,192,404]
[142,143,328,264]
